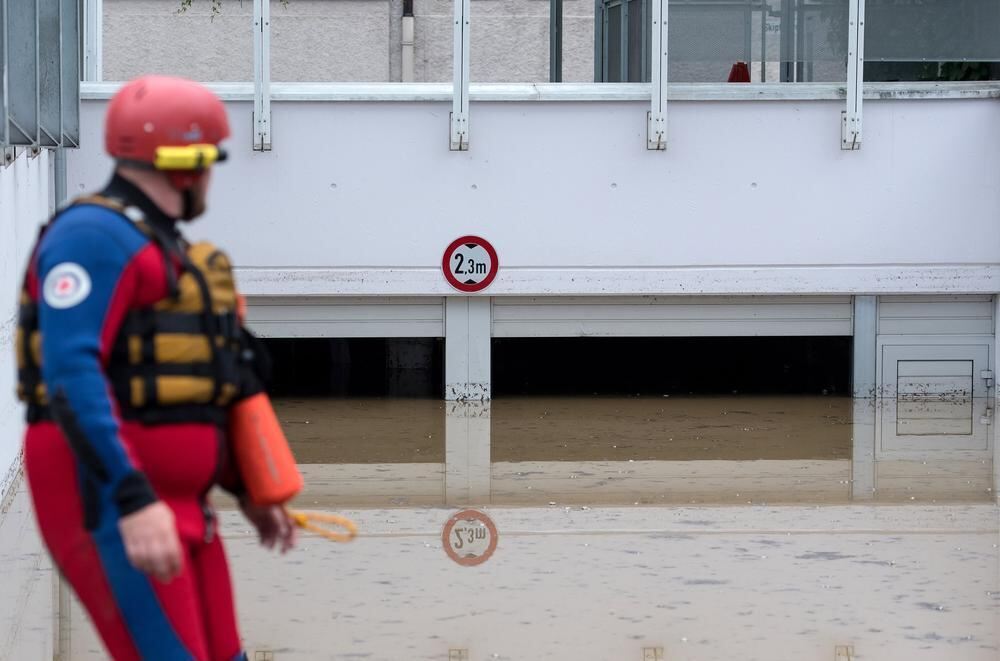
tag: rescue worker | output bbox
[15,75,296,660]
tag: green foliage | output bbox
[178,0,226,17]
[178,0,289,17]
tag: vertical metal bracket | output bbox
[0,0,8,150]
[6,0,40,147]
[253,0,271,152]
[60,0,80,148]
[647,0,667,150]
[83,0,102,82]
[842,0,864,150]
[982,370,995,388]
[450,0,470,151]
[39,0,62,147]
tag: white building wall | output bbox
[103,0,255,82]
[67,95,1000,296]
[102,0,592,83]
[0,150,52,502]
[104,0,390,82]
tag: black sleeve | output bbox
[236,326,273,400]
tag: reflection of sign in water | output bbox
[442,509,498,566]
[442,236,499,293]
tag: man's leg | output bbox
[26,424,211,660]
[191,524,245,661]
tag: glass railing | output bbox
[99,0,999,87]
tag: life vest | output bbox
[16,195,251,426]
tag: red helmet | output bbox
[106,76,230,179]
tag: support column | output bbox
[994,295,999,502]
[445,297,491,401]
[445,401,491,506]
[853,295,877,398]
[852,296,878,500]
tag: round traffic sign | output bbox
[442,509,499,567]
[442,236,499,293]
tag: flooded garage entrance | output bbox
[493,337,852,396]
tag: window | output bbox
[865,0,1000,82]
[596,0,1000,84]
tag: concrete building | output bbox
[3,1,1000,657]
[2,0,998,484]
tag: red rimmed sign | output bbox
[442,236,499,293]
[442,509,499,567]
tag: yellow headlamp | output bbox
[153,144,227,171]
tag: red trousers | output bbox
[25,421,245,661]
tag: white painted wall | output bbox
[67,96,1000,296]
[0,150,52,502]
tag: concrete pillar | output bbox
[852,295,877,398]
[445,401,492,506]
[445,297,491,401]
[994,295,999,502]
[852,296,878,500]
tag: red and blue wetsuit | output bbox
[21,176,246,661]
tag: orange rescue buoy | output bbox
[229,393,304,505]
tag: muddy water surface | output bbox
[2,395,997,660]
[273,396,991,507]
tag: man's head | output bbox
[105,76,230,221]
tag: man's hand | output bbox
[118,502,183,582]
[240,500,297,553]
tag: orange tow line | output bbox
[289,510,358,543]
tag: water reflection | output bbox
[6,395,997,659]
[273,396,996,509]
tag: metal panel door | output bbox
[878,344,992,454]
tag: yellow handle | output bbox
[289,510,357,543]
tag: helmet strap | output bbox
[166,171,205,220]
[180,188,196,221]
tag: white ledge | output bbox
[233,265,1000,297]
[81,81,1000,103]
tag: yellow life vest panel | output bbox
[16,195,254,425]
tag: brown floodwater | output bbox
[271,396,991,507]
[2,395,997,660]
